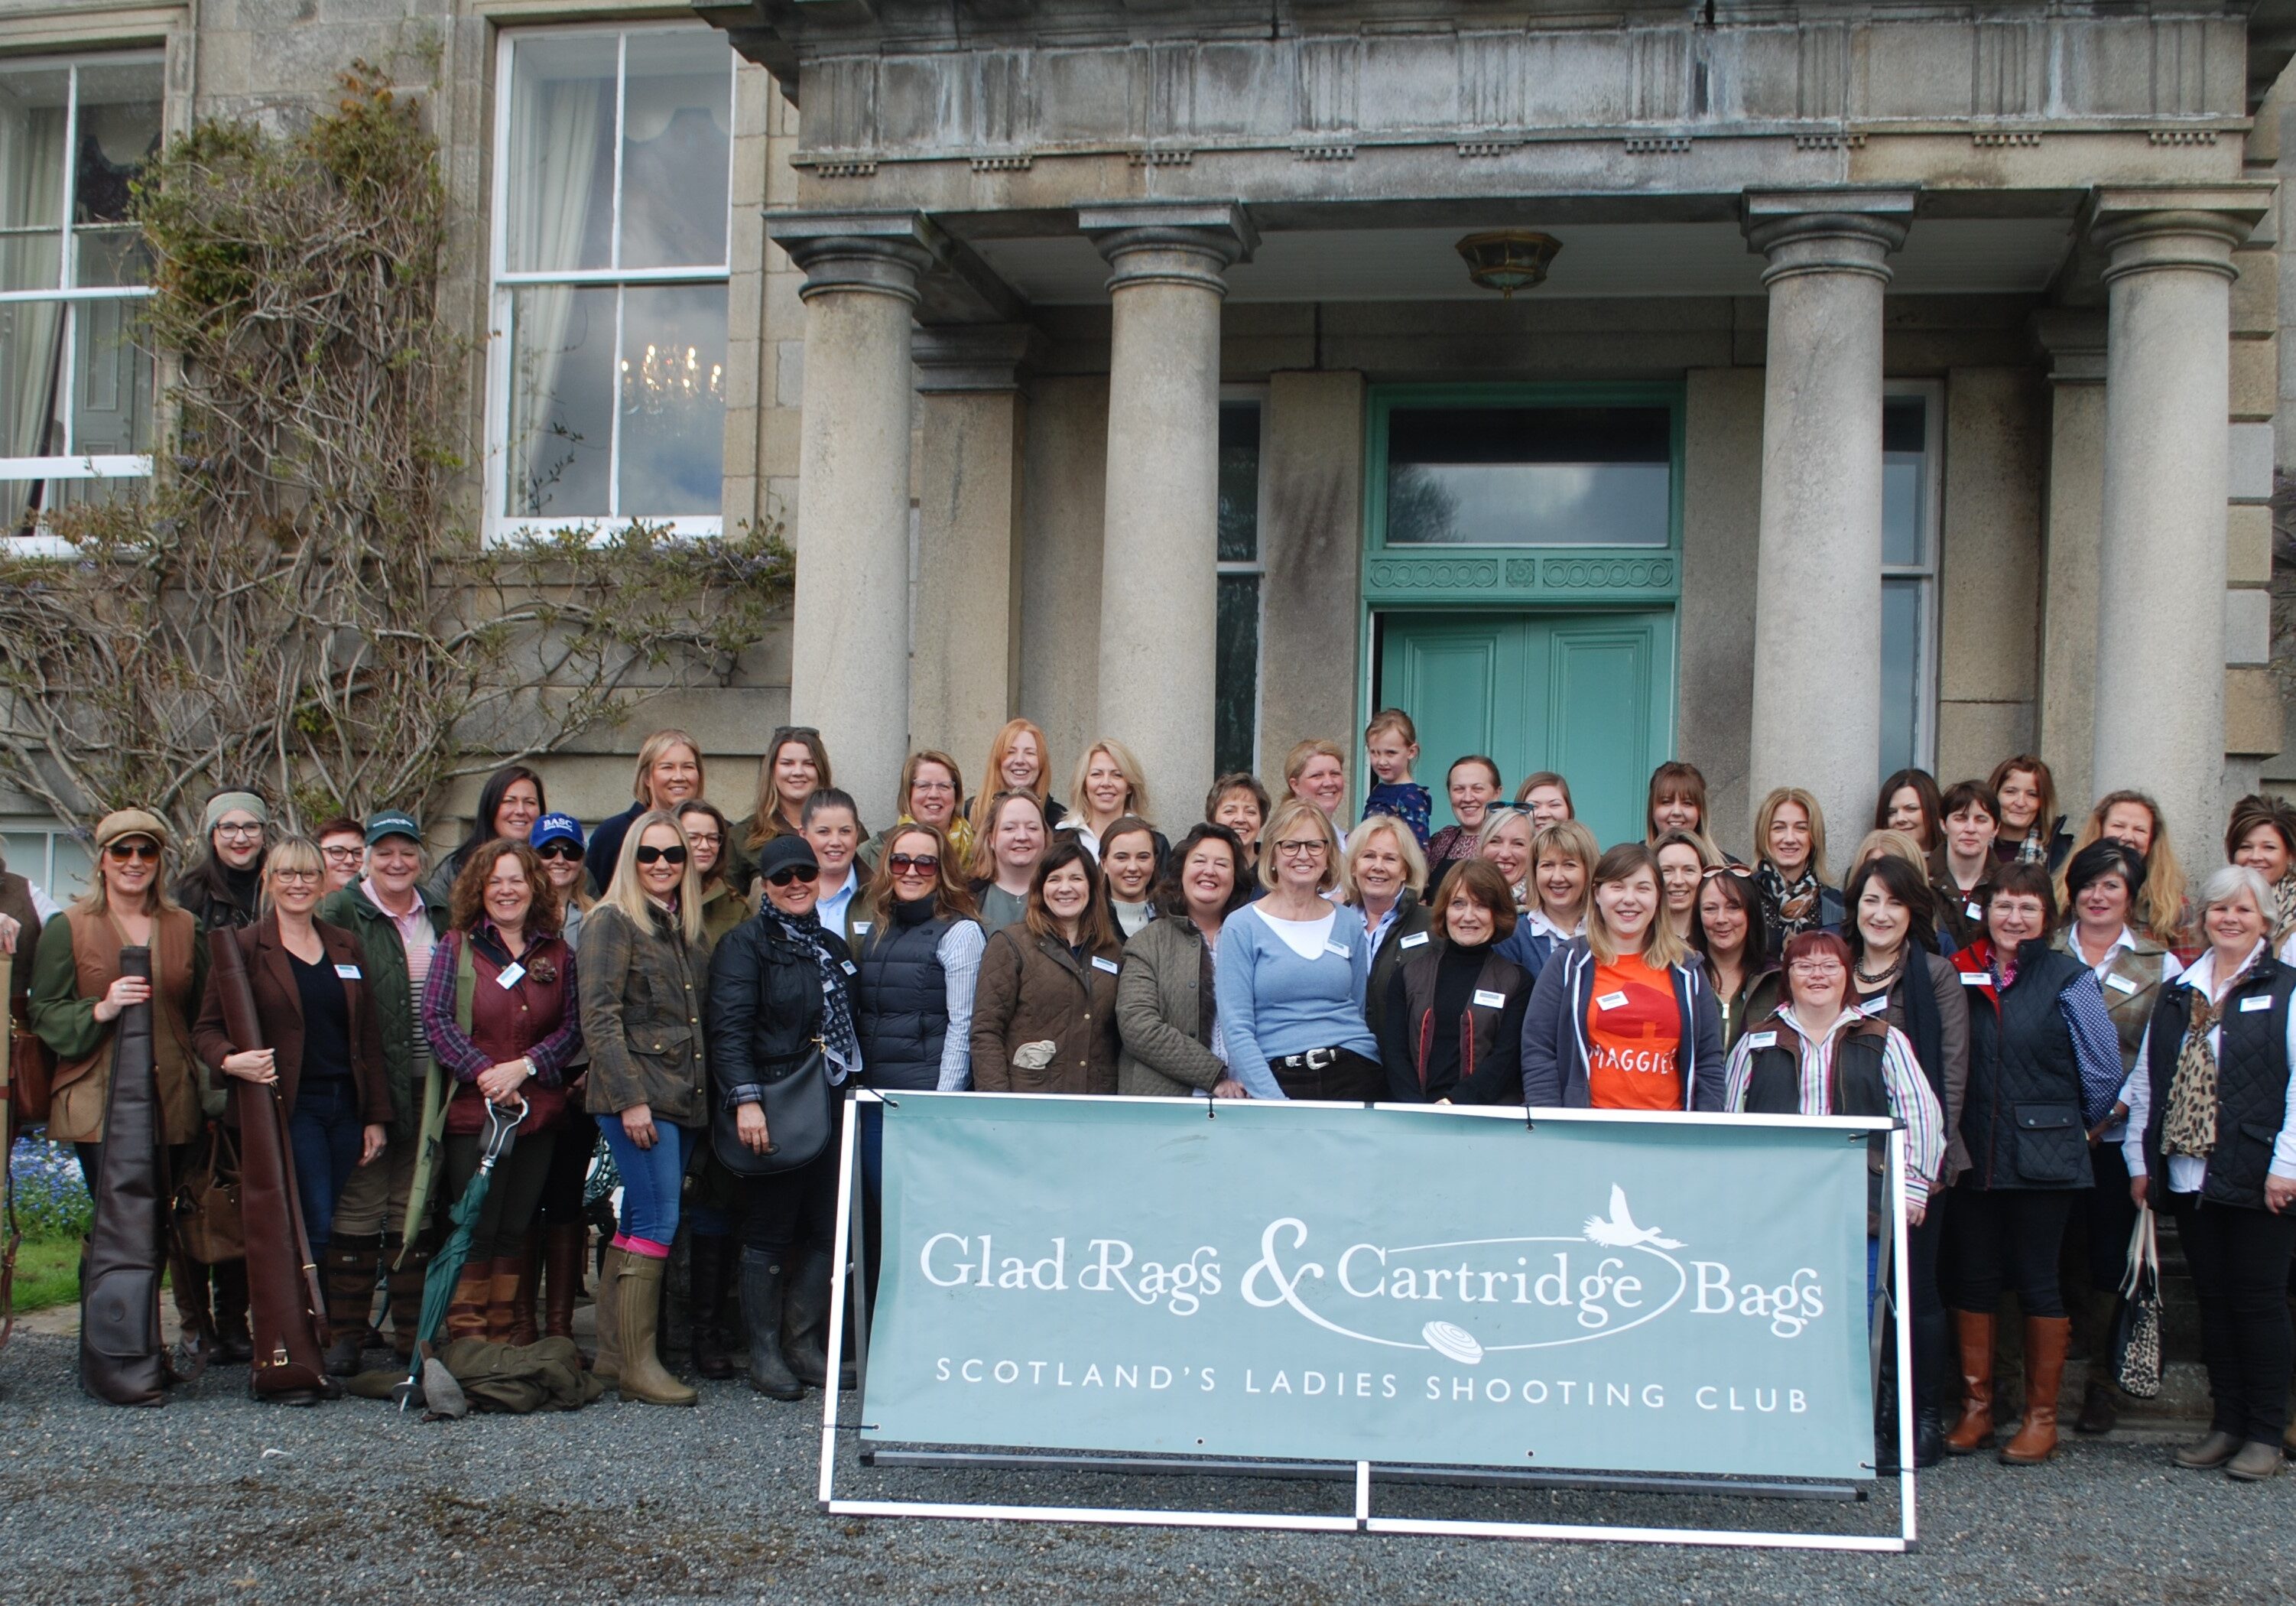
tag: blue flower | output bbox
[9,1133,93,1238]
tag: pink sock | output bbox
[623,1237,672,1260]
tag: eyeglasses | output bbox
[1274,840,1328,858]
[767,863,820,887]
[214,823,265,840]
[1788,959,1846,975]
[106,840,161,862]
[320,846,363,862]
[911,780,956,795]
[684,831,722,849]
[273,868,322,885]
[889,853,940,874]
[534,843,581,861]
[634,844,688,866]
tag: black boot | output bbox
[1914,1405,1947,1468]
[739,1250,803,1400]
[690,1234,735,1380]
[781,1247,835,1389]
[211,1260,254,1364]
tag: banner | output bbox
[863,1096,1885,1481]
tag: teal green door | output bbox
[1375,612,1675,850]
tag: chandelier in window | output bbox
[620,341,725,416]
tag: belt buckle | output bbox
[1307,1048,1335,1070]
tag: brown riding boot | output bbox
[544,1225,586,1346]
[505,1234,540,1347]
[320,1235,381,1376]
[2000,1316,2071,1465]
[445,1263,492,1342]
[591,1245,625,1384]
[388,1237,434,1361]
[486,1254,524,1344]
[1945,1309,1996,1454]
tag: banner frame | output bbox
[820,1090,1918,1552]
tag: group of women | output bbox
[17,719,2296,1487]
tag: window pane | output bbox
[0,65,70,293]
[1,297,67,459]
[506,283,615,519]
[503,35,616,274]
[1385,406,1671,546]
[1218,402,1261,563]
[70,60,162,288]
[619,32,730,271]
[1216,573,1260,779]
[70,296,154,455]
[1882,395,1927,568]
[618,281,726,516]
[1880,577,1924,779]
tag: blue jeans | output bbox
[289,1078,365,1256]
[597,1115,696,1249]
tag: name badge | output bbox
[841,959,858,976]
[1744,1030,1778,1050]
[1092,955,1121,975]
[1960,972,1989,987]
[495,961,525,990]
[1964,902,1983,922]
[333,964,362,981]
[1324,941,1352,959]
[2106,973,2139,996]
[1596,990,1629,1011]
[851,921,872,935]
[1398,931,1431,950]
[1473,989,1507,1009]
[2241,995,2273,1013]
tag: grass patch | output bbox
[11,1234,80,1312]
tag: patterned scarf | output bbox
[2272,870,2296,949]
[1756,861,1824,940]
[2162,953,2261,1158]
[762,902,862,1083]
[2013,826,2050,866]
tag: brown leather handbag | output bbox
[172,1122,245,1266]
[8,1000,52,1126]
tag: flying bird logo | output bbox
[1582,1184,1685,1250]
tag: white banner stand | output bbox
[818,1091,1918,1552]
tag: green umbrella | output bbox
[395,1097,523,1412]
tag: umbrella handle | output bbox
[479,1095,528,1169]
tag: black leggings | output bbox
[537,1113,598,1228]
[2173,1193,2296,1445]
[440,1130,557,1263]
[1944,1184,2074,1318]
[740,1145,840,1260]
[1907,1191,1951,1413]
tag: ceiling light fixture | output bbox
[1455,229,1563,297]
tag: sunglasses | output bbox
[634,844,688,866]
[770,726,821,745]
[888,853,940,874]
[106,840,161,863]
[534,842,581,861]
[1700,864,1754,882]
[768,863,820,887]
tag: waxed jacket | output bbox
[581,899,713,1126]
[973,925,1119,1095]
[1115,914,1225,1097]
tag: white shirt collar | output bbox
[1776,1003,1858,1043]
[2185,939,2269,1001]
[1527,909,1581,942]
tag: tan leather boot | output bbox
[444,1263,492,1343]
[1945,1310,1996,1454]
[615,1253,697,1406]
[591,1245,624,1384]
[2000,1316,2070,1465]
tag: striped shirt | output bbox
[1723,1003,1947,1204]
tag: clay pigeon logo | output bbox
[1582,1185,1684,1250]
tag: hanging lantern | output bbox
[1454,230,1563,297]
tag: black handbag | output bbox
[711,1043,836,1177]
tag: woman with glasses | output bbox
[1753,787,1843,942]
[1522,842,1725,1111]
[517,811,596,1353]
[709,834,859,1398]
[193,837,392,1375]
[739,726,834,889]
[1944,862,2125,1465]
[32,811,220,1356]
[583,730,706,897]
[860,750,975,874]
[1844,853,1969,1465]
[969,789,1050,938]
[175,788,271,934]
[580,811,713,1405]
[314,817,367,896]
[1694,863,1780,1051]
[421,840,582,1344]
[424,765,545,905]
[973,838,1124,1096]
[528,814,592,948]
[1215,799,1380,1101]
[677,799,749,946]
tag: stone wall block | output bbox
[2226,667,2285,756]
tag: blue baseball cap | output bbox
[531,813,584,851]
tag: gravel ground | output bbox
[1,1330,2290,1606]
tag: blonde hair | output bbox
[1473,806,1538,905]
[1069,737,1149,826]
[602,810,705,945]
[745,728,833,850]
[2062,789,2188,944]
[78,834,181,919]
[1585,843,1690,970]
[1529,819,1599,925]
[1343,814,1427,905]
[969,788,1047,882]
[1853,827,1928,878]
[1259,797,1344,894]
[632,728,705,808]
[1753,787,1830,884]
[258,836,323,915]
[1284,738,1346,792]
[1363,708,1418,746]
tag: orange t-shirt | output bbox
[1584,954,1684,1110]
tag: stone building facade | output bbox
[5,0,2296,877]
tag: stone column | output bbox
[1742,192,1912,847]
[766,211,943,821]
[911,325,1036,779]
[2089,190,2265,867]
[2031,311,2108,813]
[1080,202,1257,824]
